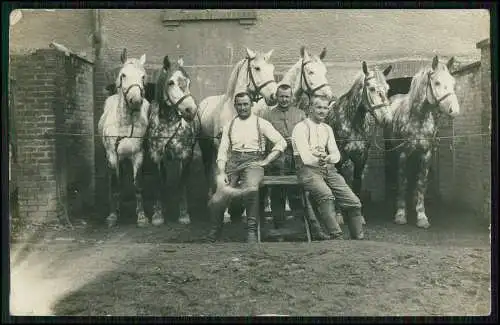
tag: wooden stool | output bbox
[259,175,312,243]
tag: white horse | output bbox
[98,49,150,227]
[197,48,279,199]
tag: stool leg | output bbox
[302,191,313,243]
[257,214,261,243]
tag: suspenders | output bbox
[228,116,263,154]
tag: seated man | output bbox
[206,91,287,243]
[291,96,365,240]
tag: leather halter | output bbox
[426,71,453,105]
[246,56,275,103]
[300,59,330,99]
[363,75,388,114]
[163,74,199,119]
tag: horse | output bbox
[326,61,393,225]
[98,49,150,227]
[377,55,459,228]
[147,55,199,227]
[252,46,334,116]
[198,47,278,198]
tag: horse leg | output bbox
[106,154,120,228]
[352,155,367,225]
[394,152,408,225]
[132,151,148,228]
[414,150,432,229]
[199,138,215,196]
[152,162,165,226]
[178,159,191,225]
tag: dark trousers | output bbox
[266,149,303,227]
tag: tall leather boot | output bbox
[304,194,330,241]
[206,212,224,243]
[347,209,365,240]
[308,217,331,241]
[317,199,344,239]
[246,216,258,244]
[206,194,227,243]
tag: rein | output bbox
[299,59,330,101]
[246,57,275,103]
[114,81,145,153]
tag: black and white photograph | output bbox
[7,7,493,317]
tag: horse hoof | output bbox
[152,215,164,227]
[416,218,430,229]
[394,215,407,225]
[137,219,149,228]
[107,220,117,228]
[179,217,191,225]
[106,214,118,228]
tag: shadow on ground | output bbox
[9,199,491,316]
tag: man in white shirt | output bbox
[291,96,365,240]
[207,92,287,243]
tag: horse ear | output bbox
[446,56,455,71]
[301,46,311,61]
[139,54,146,66]
[432,55,439,71]
[178,56,184,67]
[264,49,274,61]
[246,48,256,59]
[362,61,369,75]
[120,48,127,64]
[319,47,327,60]
[163,55,171,71]
[383,65,392,77]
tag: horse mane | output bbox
[279,59,303,102]
[332,71,365,121]
[406,66,434,115]
[225,57,247,101]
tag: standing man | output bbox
[291,96,365,240]
[207,92,287,243]
[260,84,306,231]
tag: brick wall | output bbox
[59,54,95,220]
[437,38,491,218]
[10,49,94,226]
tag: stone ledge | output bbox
[162,9,256,26]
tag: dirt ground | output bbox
[9,201,491,317]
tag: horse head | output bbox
[245,47,278,106]
[116,48,147,111]
[158,55,198,122]
[298,46,333,102]
[425,55,460,118]
[360,61,392,121]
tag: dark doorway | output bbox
[387,77,412,98]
